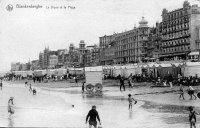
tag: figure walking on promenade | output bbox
[8,97,14,114]
[188,85,197,100]
[189,106,199,128]
[128,94,137,109]
[86,105,101,128]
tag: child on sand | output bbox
[189,106,199,128]
[128,94,137,109]
[29,84,32,92]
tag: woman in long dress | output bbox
[8,97,14,114]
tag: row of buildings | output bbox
[11,1,200,71]
[100,1,200,64]
[11,40,100,71]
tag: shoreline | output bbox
[4,79,200,110]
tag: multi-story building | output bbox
[78,40,87,65]
[100,42,115,65]
[159,1,200,61]
[57,49,65,68]
[11,62,21,71]
[21,63,30,71]
[85,45,100,66]
[49,50,58,56]
[115,17,152,64]
[43,47,50,69]
[69,43,79,67]
[99,35,113,49]
[63,49,70,68]
[49,55,58,69]
[31,60,39,70]
[99,35,115,65]
[85,45,94,66]
[39,52,44,69]
[91,45,100,66]
[146,26,160,62]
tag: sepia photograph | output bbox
[1,0,200,127]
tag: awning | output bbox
[160,52,188,57]
[189,51,199,56]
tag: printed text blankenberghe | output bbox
[16,4,43,9]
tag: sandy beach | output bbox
[1,80,200,127]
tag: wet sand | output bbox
[1,81,199,127]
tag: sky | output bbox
[0,0,199,72]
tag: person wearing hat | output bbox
[128,94,137,109]
[86,105,101,128]
[8,97,14,114]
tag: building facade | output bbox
[99,35,113,49]
[49,55,58,69]
[31,60,39,70]
[57,49,65,68]
[69,43,79,67]
[99,35,115,65]
[21,63,30,71]
[84,45,100,66]
[159,1,200,61]
[11,62,21,71]
[100,43,115,65]
[39,52,44,69]
[43,47,50,69]
[115,17,152,64]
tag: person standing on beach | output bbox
[188,85,197,100]
[119,75,125,91]
[74,76,78,85]
[189,106,199,128]
[128,94,137,109]
[29,84,32,92]
[25,81,28,87]
[8,97,14,114]
[0,79,2,90]
[86,105,101,128]
[82,81,86,93]
[33,77,36,83]
[168,74,173,89]
[128,74,133,88]
[179,83,185,100]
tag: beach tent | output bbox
[103,65,113,77]
[48,69,56,75]
[113,66,122,77]
[68,68,84,75]
[125,65,137,77]
[57,68,67,76]
[183,62,200,77]
[156,63,173,79]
